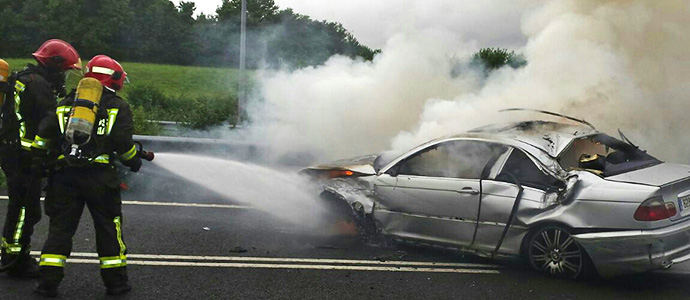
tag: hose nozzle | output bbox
[139,150,154,161]
[134,141,154,161]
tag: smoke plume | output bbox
[247,0,690,163]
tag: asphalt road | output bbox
[2,168,690,299]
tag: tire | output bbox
[526,226,591,279]
[320,191,355,223]
[319,191,380,241]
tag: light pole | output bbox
[237,0,247,126]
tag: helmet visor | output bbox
[65,68,84,89]
[68,57,83,70]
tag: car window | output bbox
[559,137,610,171]
[397,140,507,179]
[497,149,560,190]
[558,134,661,177]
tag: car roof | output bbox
[462,120,599,157]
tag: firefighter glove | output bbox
[123,157,142,173]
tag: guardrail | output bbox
[132,134,316,166]
[150,120,244,136]
[133,134,259,160]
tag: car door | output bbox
[475,148,563,254]
[373,139,508,247]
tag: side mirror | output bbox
[386,165,399,177]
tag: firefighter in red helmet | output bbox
[32,55,141,297]
[0,39,80,278]
[85,55,128,91]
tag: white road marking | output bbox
[0,196,251,210]
[30,251,501,268]
[29,251,502,274]
[61,258,501,274]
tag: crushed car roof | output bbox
[467,120,598,157]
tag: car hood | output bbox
[302,155,378,175]
[606,163,690,187]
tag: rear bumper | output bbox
[573,219,690,277]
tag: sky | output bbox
[172,0,528,49]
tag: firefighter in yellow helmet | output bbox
[31,55,141,297]
[0,39,81,278]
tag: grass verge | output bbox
[4,58,244,133]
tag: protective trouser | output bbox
[39,166,128,289]
[1,151,42,270]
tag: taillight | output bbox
[634,197,677,221]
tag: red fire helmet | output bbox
[32,39,82,70]
[84,55,127,91]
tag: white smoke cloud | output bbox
[246,31,481,160]
[248,0,690,164]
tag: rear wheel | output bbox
[527,226,589,278]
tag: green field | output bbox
[4,58,243,99]
[5,58,245,132]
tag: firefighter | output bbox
[32,55,142,297]
[0,39,81,278]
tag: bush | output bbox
[180,96,237,130]
[131,105,162,135]
[125,84,237,131]
[126,85,171,111]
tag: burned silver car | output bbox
[302,117,690,278]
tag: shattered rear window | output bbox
[558,134,661,177]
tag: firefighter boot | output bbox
[35,266,64,297]
[2,249,39,278]
[7,253,40,278]
[103,267,131,295]
[0,248,14,268]
[34,282,59,298]
[106,283,132,296]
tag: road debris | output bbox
[229,246,248,253]
[374,251,407,262]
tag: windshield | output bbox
[558,134,661,177]
[374,150,403,173]
[374,140,439,172]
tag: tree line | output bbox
[0,0,380,68]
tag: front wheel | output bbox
[527,226,591,278]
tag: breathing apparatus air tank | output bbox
[65,77,102,160]
[0,59,9,107]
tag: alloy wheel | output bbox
[528,226,583,278]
